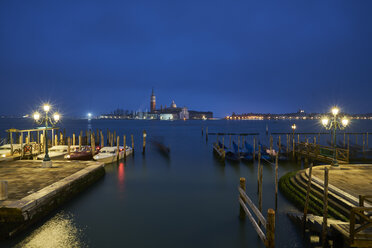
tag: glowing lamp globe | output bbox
[33,112,40,120]
[331,107,339,116]
[342,118,349,127]
[53,113,60,121]
[43,105,50,112]
[322,118,329,127]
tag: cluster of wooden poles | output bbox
[5,128,148,158]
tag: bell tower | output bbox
[150,88,156,112]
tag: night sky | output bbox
[1,0,371,117]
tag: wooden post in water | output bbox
[91,134,95,156]
[97,129,99,145]
[73,133,76,146]
[206,127,208,142]
[242,136,245,149]
[259,152,263,218]
[142,130,147,154]
[347,135,350,153]
[54,134,58,146]
[363,133,365,153]
[111,133,114,147]
[67,137,71,155]
[116,136,120,160]
[278,136,281,155]
[63,129,66,145]
[239,177,246,219]
[292,137,295,159]
[113,131,116,146]
[286,134,289,154]
[51,129,54,147]
[314,136,316,145]
[123,135,126,160]
[229,135,232,149]
[60,132,63,145]
[237,135,240,154]
[79,133,82,151]
[107,129,110,145]
[302,163,313,230]
[201,127,203,136]
[297,134,300,144]
[269,135,273,152]
[20,133,24,157]
[253,137,256,161]
[266,209,275,248]
[131,134,134,154]
[275,154,278,210]
[100,131,104,148]
[321,167,329,247]
[257,146,261,195]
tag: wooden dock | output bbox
[294,142,349,164]
[0,160,105,239]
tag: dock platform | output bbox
[0,160,105,239]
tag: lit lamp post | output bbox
[33,104,60,167]
[291,124,297,138]
[321,107,349,166]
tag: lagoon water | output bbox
[1,118,371,248]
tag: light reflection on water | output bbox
[15,212,86,248]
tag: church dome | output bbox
[171,100,177,108]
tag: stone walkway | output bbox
[312,164,372,201]
[0,160,91,202]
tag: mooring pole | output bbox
[239,177,246,219]
[321,167,329,247]
[123,135,126,160]
[142,130,147,154]
[275,154,278,210]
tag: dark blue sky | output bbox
[1,0,371,117]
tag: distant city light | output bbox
[88,113,92,118]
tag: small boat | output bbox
[64,146,99,160]
[0,144,23,158]
[224,141,240,162]
[37,145,70,160]
[241,141,253,162]
[258,143,271,161]
[152,141,170,156]
[93,146,132,163]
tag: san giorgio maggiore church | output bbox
[147,89,213,120]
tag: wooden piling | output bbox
[113,131,116,146]
[54,134,58,146]
[314,136,316,145]
[20,133,24,157]
[143,130,146,154]
[266,209,275,248]
[367,132,369,149]
[73,133,76,146]
[286,134,289,154]
[269,135,273,152]
[239,177,246,219]
[91,134,95,156]
[123,135,126,159]
[292,137,295,158]
[297,134,300,144]
[116,136,120,159]
[278,136,281,155]
[253,137,256,161]
[206,127,208,142]
[347,135,350,153]
[63,129,66,145]
[100,131,104,148]
[229,135,232,149]
[201,127,203,136]
[131,134,134,153]
[257,146,261,193]
[79,133,82,151]
[363,134,365,153]
[275,154,278,210]
[343,133,346,148]
[67,137,71,155]
[321,167,329,247]
[259,152,263,217]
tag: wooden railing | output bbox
[349,195,372,245]
[239,178,275,248]
[296,142,349,163]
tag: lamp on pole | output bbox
[33,104,60,167]
[291,124,297,139]
[321,107,349,166]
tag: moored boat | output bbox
[37,145,70,160]
[93,146,132,163]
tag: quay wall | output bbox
[0,162,105,239]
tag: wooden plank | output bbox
[239,187,267,227]
[239,198,266,242]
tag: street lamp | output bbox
[291,124,297,137]
[321,107,349,166]
[33,104,60,167]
